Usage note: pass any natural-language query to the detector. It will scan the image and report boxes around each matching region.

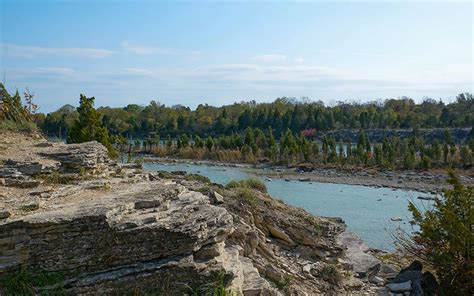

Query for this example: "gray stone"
[142,216,157,224]
[211,191,225,204]
[0,211,11,219]
[337,230,381,278]
[386,280,412,293]
[39,141,111,173]
[369,275,385,285]
[29,188,54,196]
[5,178,41,188]
[134,200,161,209]
[378,263,398,279]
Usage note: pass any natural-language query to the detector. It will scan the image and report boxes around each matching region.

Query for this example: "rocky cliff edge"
[0,131,389,295]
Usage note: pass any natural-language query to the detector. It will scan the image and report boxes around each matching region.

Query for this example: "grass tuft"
[225,178,267,193]
[0,268,66,295]
[0,120,38,133]
[184,173,211,184]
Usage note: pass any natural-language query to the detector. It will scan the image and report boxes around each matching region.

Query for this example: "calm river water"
[143,162,434,251]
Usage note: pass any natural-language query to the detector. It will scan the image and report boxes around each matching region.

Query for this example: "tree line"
[36,93,474,139]
[132,125,473,170]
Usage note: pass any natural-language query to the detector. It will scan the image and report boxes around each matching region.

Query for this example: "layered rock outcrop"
[0,131,393,295]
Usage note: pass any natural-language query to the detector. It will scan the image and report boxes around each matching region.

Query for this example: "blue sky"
[1,0,472,113]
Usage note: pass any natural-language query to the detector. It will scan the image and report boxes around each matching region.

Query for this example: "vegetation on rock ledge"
[399,172,473,295]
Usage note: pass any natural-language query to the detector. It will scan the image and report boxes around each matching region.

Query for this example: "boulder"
[211,191,225,204]
[39,141,111,172]
[337,230,381,279]
[266,223,294,245]
[378,263,398,280]
[369,276,385,285]
[386,280,412,293]
[386,260,433,296]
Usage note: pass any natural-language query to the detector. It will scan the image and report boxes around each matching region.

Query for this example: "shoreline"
[141,155,474,193]
[143,155,409,255]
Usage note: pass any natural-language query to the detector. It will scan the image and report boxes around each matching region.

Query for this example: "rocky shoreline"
[0,132,443,295]
[142,156,474,193]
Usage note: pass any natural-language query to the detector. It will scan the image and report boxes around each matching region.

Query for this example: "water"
[143,162,434,251]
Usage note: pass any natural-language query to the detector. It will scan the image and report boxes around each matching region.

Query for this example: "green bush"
[184,173,211,184]
[319,265,341,285]
[225,178,267,193]
[403,171,473,294]
[268,275,292,293]
[0,120,37,133]
[157,171,173,179]
[236,188,257,205]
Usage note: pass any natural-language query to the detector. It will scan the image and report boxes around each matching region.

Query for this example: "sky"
[0,0,473,113]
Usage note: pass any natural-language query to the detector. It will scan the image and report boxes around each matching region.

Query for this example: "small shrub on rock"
[226,178,267,193]
[184,173,211,184]
[237,188,257,205]
[157,171,173,179]
[319,264,342,285]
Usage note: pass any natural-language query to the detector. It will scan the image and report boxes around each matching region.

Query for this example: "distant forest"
[37,93,473,139]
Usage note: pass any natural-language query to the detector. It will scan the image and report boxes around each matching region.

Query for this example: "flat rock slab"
[0,181,233,277]
[337,230,381,278]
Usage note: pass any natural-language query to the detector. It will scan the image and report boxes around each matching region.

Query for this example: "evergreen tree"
[166,135,172,149]
[68,94,114,154]
[267,126,276,148]
[206,136,213,151]
[404,172,473,294]
[459,146,472,167]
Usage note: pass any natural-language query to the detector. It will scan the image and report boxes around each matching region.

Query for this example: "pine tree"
[404,172,473,294]
[68,94,113,154]
[206,136,213,151]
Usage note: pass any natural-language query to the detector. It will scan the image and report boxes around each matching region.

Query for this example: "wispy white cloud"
[252,54,286,63]
[121,41,178,55]
[1,43,115,58]
[123,68,155,77]
[185,63,349,83]
[35,67,76,75]
[7,67,76,79]
[197,64,261,74]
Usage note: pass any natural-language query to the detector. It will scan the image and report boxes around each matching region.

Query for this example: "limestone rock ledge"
[1,180,245,294]
[0,133,379,295]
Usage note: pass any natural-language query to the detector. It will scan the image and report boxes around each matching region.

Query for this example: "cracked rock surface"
[1,131,391,295]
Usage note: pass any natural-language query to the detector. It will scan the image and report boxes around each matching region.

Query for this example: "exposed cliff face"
[0,131,384,295]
